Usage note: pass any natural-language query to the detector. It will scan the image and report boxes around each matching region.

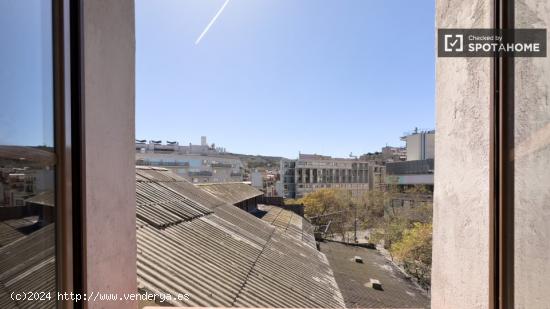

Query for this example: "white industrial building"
[135,137,243,183]
[401,129,435,161]
[386,129,435,187]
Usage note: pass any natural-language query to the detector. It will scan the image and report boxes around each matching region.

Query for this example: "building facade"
[385,159,434,187]
[384,130,435,190]
[135,139,244,183]
[360,146,407,164]
[401,129,435,161]
[278,154,380,199]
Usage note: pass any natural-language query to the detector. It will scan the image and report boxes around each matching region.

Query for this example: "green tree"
[365,185,433,288]
[391,222,433,287]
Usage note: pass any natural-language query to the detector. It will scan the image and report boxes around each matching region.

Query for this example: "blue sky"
[0,1,53,147]
[136,0,435,159]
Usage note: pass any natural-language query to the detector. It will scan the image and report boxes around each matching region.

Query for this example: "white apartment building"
[401,129,435,161]
[135,139,243,183]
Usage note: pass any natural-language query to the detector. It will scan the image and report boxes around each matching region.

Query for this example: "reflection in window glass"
[0,1,56,308]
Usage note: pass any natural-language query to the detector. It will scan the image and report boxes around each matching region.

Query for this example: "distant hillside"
[224,153,284,170]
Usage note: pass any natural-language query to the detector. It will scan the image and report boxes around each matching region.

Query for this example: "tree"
[369,216,409,254]
[361,190,385,227]
[364,185,433,288]
[296,188,351,217]
[391,222,433,288]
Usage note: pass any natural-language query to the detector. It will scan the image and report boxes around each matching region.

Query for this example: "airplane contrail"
[195,0,231,45]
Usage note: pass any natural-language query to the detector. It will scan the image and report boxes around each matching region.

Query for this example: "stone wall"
[432,0,492,308]
[514,1,550,308]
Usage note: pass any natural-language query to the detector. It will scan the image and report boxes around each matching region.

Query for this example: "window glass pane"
[514,3,550,308]
[0,1,56,308]
[136,1,434,308]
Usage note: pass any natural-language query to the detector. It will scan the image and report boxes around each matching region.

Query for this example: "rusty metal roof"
[136,167,345,307]
[195,182,263,205]
[257,205,317,249]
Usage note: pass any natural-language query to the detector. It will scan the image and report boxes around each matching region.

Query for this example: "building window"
[0,1,56,307]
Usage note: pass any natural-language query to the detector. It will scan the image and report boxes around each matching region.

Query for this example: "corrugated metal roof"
[136,167,345,308]
[136,167,213,229]
[0,224,56,309]
[196,182,263,205]
[258,205,317,248]
[0,223,24,248]
[320,241,430,308]
[25,191,55,207]
[137,167,225,210]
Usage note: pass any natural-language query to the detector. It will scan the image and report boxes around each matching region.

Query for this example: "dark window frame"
[490,0,515,308]
[53,0,83,308]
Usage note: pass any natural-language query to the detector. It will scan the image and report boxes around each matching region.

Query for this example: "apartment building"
[250,169,279,196]
[359,145,407,163]
[384,129,435,187]
[278,154,383,199]
[135,136,227,155]
[383,130,435,212]
[401,129,435,161]
[135,139,244,183]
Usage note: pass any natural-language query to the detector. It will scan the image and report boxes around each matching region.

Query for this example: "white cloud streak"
[195,0,231,45]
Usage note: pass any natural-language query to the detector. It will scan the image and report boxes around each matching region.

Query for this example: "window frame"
[52,0,83,308]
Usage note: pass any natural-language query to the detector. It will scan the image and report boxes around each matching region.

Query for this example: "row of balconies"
[136,159,190,167]
[295,176,369,184]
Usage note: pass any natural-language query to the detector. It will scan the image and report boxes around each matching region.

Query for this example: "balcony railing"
[136,160,190,167]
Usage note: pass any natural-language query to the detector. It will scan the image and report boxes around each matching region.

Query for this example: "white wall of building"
[250,171,263,189]
[404,131,435,161]
[425,132,435,160]
[406,134,422,161]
